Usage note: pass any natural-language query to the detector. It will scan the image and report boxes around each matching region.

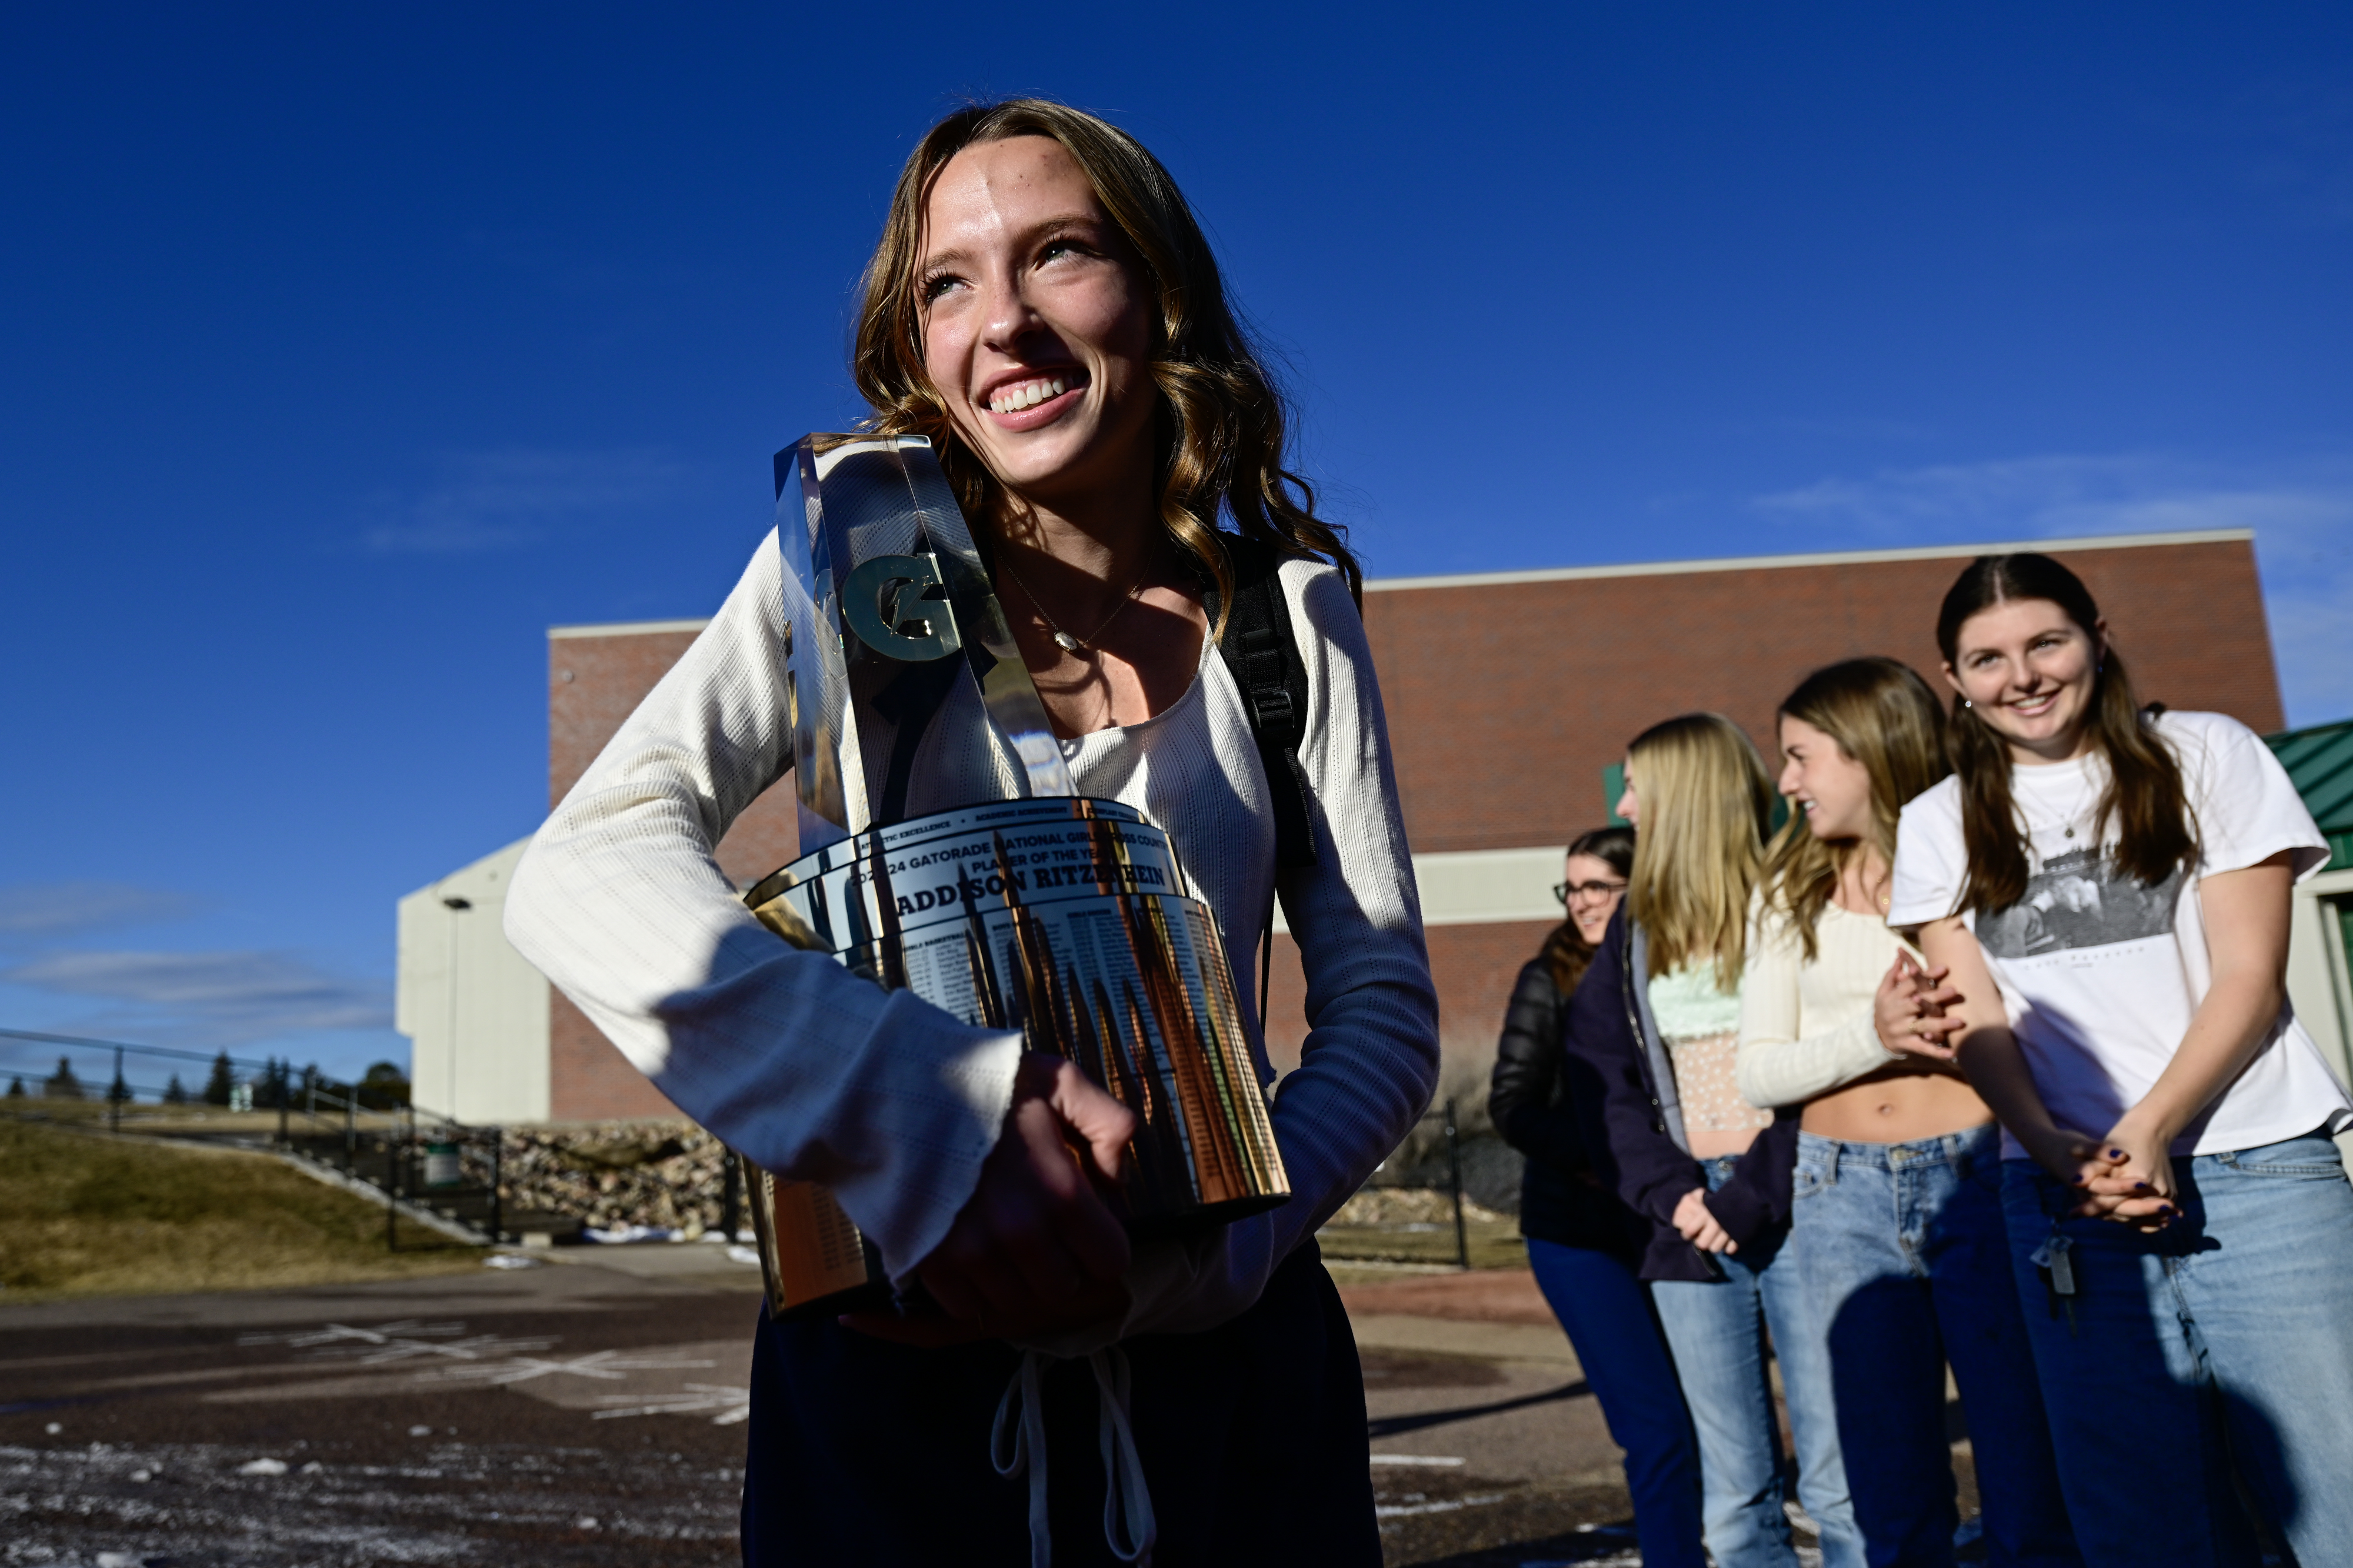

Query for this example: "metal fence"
[4,1025,508,1252]
[1315,1099,1479,1270]
[10,1026,1515,1268]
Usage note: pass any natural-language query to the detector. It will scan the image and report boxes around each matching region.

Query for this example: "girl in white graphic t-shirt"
[1888,552,2353,1568]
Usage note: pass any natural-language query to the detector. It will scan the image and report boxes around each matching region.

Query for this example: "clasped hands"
[2023,1118,2179,1232]
[1874,950,2176,1232]
[1667,950,1974,1258]
[843,1052,1138,1347]
[1872,949,1966,1063]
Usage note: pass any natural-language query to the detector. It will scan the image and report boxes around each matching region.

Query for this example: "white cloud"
[2,950,392,1044]
[0,881,196,939]
[362,448,697,554]
[1754,453,2353,728]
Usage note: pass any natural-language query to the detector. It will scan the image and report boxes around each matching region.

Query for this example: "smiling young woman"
[504,99,1438,1568]
[1889,553,2353,1567]
[1739,658,2077,1567]
[852,101,1359,740]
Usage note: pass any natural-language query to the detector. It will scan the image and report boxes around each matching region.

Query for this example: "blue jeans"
[2001,1132,2353,1568]
[1794,1126,2079,1568]
[1651,1155,1865,1568]
[1527,1238,1707,1568]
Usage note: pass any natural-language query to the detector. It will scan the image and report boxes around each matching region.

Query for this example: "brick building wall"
[544,621,804,1120]
[1275,531,2279,1097]
[541,530,2281,1117]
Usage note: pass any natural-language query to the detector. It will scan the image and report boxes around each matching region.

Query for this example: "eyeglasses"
[1554,880,1629,906]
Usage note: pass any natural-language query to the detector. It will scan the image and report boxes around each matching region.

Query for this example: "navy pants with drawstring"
[739,1242,1380,1566]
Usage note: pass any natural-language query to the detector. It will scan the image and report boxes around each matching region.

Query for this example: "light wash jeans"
[2001,1130,2353,1568]
[1650,1155,1865,1568]
[1527,1238,1706,1568]
[1794,1126,2079,1568]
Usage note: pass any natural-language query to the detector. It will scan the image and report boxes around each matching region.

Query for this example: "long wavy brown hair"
[850,99,1359,622]
[1761,658,1951,960]
[1936,553,2195,915]
[1540,826,1637,995]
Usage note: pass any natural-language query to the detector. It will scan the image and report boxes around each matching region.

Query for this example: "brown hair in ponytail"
[1934,553,2195,915]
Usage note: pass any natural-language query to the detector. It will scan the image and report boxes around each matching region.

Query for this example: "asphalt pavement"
[1,1253,1674,1566]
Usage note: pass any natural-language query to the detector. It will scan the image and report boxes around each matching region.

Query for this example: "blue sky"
[4,4,2348,1086]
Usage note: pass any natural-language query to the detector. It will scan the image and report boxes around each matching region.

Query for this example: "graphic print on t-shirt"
[1975,848,2188,960]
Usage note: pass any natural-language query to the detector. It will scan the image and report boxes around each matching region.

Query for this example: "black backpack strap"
[1204,535,1319,873]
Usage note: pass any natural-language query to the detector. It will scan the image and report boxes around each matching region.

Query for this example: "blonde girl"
[1565,713,1862,1568]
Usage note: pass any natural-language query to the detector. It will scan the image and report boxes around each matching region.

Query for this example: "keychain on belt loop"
[2029,1225,2078,1336]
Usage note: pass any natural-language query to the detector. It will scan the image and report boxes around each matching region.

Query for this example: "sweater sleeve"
[1736,909,1902,1109]
[502,531,1024,1283]
[1098,562,1441,1343]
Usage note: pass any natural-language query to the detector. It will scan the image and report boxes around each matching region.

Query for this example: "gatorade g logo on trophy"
[728,434,1290,1324]
[841,553,961,663]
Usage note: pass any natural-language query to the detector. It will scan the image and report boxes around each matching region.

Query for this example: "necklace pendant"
[1052,630,1085,655]
[2064,826,2076,839]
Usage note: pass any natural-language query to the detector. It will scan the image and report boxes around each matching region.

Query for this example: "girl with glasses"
[1491,825,1706,1568]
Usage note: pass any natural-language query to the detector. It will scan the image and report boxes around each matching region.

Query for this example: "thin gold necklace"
[999,555,1145,655]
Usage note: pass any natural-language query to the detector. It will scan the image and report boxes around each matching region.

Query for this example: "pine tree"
[108,1065,131,1105]
[44,1056,85,1100]
[202,1051,235,1106]
[359,1061,411,1110]
[164,1074,188,1105]
[6,1076,24,1099]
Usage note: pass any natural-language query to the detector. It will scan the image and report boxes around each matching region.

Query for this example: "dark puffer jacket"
[1487,951,1652,1260]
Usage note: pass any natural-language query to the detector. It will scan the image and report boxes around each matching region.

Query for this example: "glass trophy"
[735,435,1290,1322]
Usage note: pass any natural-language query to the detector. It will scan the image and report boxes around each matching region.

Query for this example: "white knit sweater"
[504,531,1440,1339]
[1737,900,1909,1110]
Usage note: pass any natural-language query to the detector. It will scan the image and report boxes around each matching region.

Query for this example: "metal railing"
[1,1026,406,1132]
[3,1026,507,1252]
[1318,1097,1476,1270]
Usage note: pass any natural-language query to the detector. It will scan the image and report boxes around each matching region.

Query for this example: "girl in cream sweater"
[1740,658,2078,1568]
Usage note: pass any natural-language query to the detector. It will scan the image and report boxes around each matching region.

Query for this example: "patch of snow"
[1374,1493,1502,1518]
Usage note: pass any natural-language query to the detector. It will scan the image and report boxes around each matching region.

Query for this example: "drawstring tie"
[991,1346,1156,1568]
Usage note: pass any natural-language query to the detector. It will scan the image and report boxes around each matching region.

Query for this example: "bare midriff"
[1799,1062,1993,1145]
